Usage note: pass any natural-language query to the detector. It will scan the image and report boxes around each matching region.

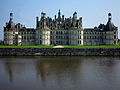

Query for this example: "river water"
[0,56,120,90]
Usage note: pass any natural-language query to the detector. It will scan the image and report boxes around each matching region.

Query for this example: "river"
[0,56,120,90]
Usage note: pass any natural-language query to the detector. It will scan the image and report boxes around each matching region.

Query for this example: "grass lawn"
[0,45,54,48]
[0,45,120,48]
[64,45,120,48]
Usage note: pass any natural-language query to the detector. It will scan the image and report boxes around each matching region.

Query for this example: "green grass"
[0,45,53,48]
[0,45,120,48]
[64,45,120,48]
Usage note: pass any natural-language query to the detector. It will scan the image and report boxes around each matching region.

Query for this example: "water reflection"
[4,61,25,83]
[0,56,120,90]
[5,62,13,83]
[36,59,83,83]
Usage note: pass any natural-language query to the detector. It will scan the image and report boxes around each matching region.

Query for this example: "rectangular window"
[80,40,81,44]
[40,40,41,44]
[114,35,116,39]
[84,36,86,39]
[90,36,91,39]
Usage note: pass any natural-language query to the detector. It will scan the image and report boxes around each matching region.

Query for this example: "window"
[114,35,116,39]
[40,40,41,44]
[40,36,42,39]
[95,36,96,39]
[51,36,52,39]
[78,40,81,44]
[84,36,86,39]
[51,41,52,44]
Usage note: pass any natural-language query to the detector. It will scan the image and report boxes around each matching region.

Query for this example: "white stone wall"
[102,30,118,45]
[36,29,50,45]
[4,31,18,45]
[19,31,35,46]
[4,28,118,46]
[50,30,68,45]
[83,30,102,45]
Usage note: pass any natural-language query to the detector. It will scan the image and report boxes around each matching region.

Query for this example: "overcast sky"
[0,0,120,40]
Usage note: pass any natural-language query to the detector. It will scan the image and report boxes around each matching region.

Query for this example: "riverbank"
[0,48,120,56]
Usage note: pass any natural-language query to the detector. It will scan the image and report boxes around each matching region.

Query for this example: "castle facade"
[4,10,118,45]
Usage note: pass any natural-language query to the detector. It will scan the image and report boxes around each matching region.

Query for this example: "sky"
[0,0,120,40]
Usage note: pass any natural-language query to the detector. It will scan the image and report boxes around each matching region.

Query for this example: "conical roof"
[105,20,114,30]
[104,13,115,31]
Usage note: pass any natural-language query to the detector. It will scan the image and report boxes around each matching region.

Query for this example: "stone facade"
[83,13,118,45]
[4,10,118,46]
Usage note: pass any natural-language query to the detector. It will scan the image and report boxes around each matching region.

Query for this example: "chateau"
[4,10,118,45]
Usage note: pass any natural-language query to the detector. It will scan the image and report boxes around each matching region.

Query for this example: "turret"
[9,13,14,28]
[36,16,39,28]
[73,11,77,20]
[78,17,82,28]
[54,15,56,21]
[72,12,77,28]
[62,15,64,23]
[41,12,46,28]
[10,13,13,22]
[108,13,112,21]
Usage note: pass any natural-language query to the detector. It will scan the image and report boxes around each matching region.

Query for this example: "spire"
[58,9,61,24]
[58,9,61,19]
[58,9,61,15]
